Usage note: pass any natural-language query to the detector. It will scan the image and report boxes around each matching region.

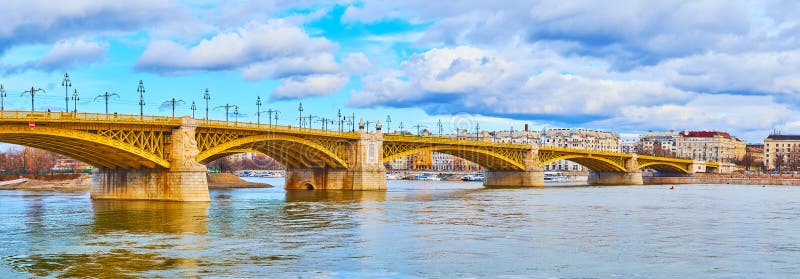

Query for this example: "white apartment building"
[540,128,621,171]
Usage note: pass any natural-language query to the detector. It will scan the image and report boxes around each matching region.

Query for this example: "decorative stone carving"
[376,120,382,131]
[359,118,365,132]
[170,117,206,171]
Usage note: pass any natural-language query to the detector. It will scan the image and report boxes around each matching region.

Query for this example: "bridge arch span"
[382,145,526,171]
[196,134,348,168]
[537,154,628,172]
[0,124,170,169]
[637,161,690,174]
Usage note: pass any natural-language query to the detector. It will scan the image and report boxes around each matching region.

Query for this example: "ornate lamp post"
[190,101,197,118]
[94,92,119,114]
[256,96,262,125]
[298,101,303,127]
[0,84,6,112]
[71,89,79,113]
[61,72,71,112]
[203,88,210,120]
[215,104,236,122]
[21,87,46,112]
[161,98,185,118]
[137,80,145,117]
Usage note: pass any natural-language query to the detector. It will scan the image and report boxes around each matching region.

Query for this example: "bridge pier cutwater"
[587,155,644,185]
[483,145,545,187]
[285,131,387,190]
[91,117,211,202]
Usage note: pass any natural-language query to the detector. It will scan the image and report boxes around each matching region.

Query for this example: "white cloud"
[1,40,107,74]
[136,20,337,74]
[342,52,372,74]
[0,0,206,52]
[272,74,349,100]
[38,40,106,69]
[350,46,692,118]
[629,50,800,96]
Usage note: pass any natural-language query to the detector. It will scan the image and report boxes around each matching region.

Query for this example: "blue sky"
[1,0,799,143]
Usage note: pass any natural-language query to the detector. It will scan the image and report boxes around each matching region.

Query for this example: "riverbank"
[645,173,800,186]
[0,174,91,191]
[207,173,273,189]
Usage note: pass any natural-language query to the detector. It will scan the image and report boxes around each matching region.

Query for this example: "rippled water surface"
[1,178,800,278]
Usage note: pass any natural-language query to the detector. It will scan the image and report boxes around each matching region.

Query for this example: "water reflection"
[284,189,387,202]
[5,200,210,278]
[92,200,209,234]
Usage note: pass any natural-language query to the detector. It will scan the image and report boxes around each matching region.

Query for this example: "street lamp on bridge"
[94,92,119,114]
[161,98,185,118]
[21,87,46,112]
[266,108,279,126]
[71,89,79,113]
[0,84,6,112]
[298,101,303,127]
[386,115,392,133]
[215,103,236,122]
[203,88,211,120]
[137,80,146,117]
[337,109,343,132]
[61,72,71,113]
[190,101,197,118]
[256,96,264,125]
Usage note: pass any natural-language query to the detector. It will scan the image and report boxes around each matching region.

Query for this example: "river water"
[1,178,799,278]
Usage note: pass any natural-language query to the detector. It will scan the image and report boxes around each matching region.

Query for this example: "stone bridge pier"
[284,132,387,191]
[587,155,644,185]
[91,117,210,202]
[483,145,545,187]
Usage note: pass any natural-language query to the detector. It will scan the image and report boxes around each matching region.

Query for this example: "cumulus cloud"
[0,0,205,53]
[136,20,355,99]
[136,20,337,73]
[350,46,692,119]
[629,51,800,96]
[2,40,106,75]
[272,74,349,100]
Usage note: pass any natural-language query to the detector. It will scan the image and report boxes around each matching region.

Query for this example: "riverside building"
[675,131,745,163]
[763,134,800,170]
[540,128,621,171]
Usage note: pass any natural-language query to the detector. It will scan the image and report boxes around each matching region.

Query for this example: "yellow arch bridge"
[0,111,720,201]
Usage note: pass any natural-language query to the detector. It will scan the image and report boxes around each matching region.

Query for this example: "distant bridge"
[0,110,720,201]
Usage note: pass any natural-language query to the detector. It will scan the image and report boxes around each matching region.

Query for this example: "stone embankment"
[207,173,273,189]
[645,173,800,186]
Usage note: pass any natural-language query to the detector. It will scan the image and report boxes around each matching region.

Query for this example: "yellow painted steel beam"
[196,134,348,168]
[637,162,689,174]
[0,124,170,168]
[382,145,526,171]
[537,154,627,172]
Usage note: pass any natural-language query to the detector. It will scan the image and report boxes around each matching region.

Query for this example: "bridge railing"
[383,133,532,149]
[197,119,362,138]
[0,110,180,124]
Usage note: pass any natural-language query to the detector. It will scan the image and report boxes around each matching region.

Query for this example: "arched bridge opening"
[382,145,528,171]
[0,124,170,169]
[196,134,349,169]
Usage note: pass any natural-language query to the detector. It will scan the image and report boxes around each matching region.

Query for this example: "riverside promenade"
[645,173,800,186]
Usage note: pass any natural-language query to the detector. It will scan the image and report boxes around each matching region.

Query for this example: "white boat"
[544,171,567,182]
[461,174,485,182]
[413,174,441,181]
[386,173,403,180]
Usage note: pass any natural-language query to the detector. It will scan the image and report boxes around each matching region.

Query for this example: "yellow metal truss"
[382,140,529,171]
[0,110,721,172]
[195,133,349,168]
